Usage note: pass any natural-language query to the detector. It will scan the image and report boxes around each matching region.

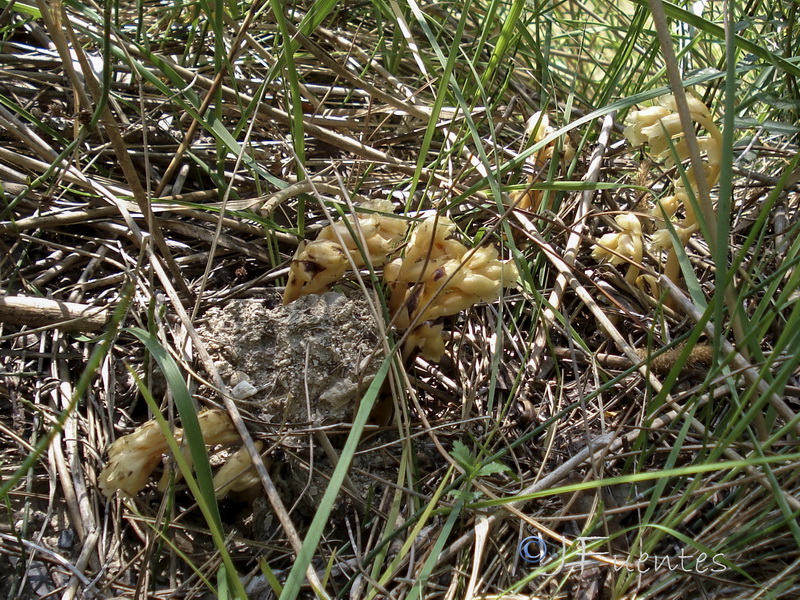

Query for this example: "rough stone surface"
[200,292,382,427]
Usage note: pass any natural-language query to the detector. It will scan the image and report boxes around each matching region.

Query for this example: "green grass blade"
[126,327,248,600]
[279,351,395,600]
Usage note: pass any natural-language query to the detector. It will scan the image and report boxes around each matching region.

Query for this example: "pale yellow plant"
[283,201,408,303]
[282,240,349,304]
[528,111,558,165]
[212,441,265,499]
[99,420,171,497]
[604,93,723,291]
[157,409,241,491]
[402,322,446,362]
[99,409,241,497]
[316,199,409,267]
[385,216,517,327]
[283,209,517,363]
[385,215,517,358]
[591,213,644,283]
[624,93,722,238]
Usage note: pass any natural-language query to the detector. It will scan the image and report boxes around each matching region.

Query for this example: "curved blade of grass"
[470,452,800,508]
[481,0,526,87]
[403,0,510,215]
[406,498,463,600]
[0,0,42,18]
[258,559,284,597]
[403,0,469,203]
[366,465,455,600]
[366,439,410,585]
[127,327,248,600]
[455,67,729,203]
[0,95,70,145]
[644,523,755,580]
[267,0,306,173]
[130,496,216,592]
[62,10,286,190]
[279,351,395,600]
[622,403,708,590]
[262,0,339,235]
[590,4,651,107]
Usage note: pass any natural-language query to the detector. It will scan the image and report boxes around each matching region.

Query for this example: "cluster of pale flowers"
[383,216,518,360]
[99,409,263,498]
[284,202,517,362]
[592,93,722,289]
[282,199,408,304]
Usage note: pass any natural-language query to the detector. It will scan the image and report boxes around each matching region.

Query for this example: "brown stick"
[0,296,109,332]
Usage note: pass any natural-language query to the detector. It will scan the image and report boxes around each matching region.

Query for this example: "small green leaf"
[450,489,482,503]
[477,461,510,477]
[450,440,474,470]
